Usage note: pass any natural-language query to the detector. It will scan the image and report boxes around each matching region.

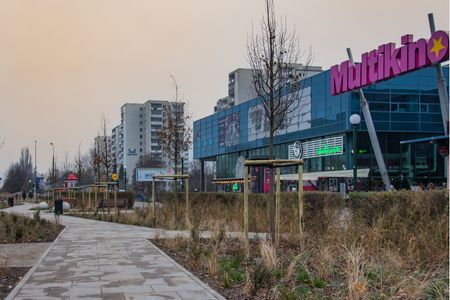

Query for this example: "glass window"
[391,94,419,103]
[428,104,441,113]
[398,103,418,112]
[421,95,439,103]
[420,104,427,112]
[391,103,399,112]
[371,103,390,111]
[365,93,390,102]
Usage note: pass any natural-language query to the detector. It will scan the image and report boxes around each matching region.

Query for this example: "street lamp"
[123,165,127,191]
[349,114,361,191]
[34,140,37,199]
[50,142,55,189]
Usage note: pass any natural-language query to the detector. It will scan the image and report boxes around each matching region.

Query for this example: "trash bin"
[55,199,63,215]
[7,197,14,207]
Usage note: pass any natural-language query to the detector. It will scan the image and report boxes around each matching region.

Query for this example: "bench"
[97,198,129,210]
[61,197,78,208]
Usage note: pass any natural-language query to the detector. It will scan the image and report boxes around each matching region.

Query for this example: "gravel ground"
[0,267,30,299]
[0,243,51,268]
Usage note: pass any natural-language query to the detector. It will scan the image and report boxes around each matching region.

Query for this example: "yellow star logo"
[430,36,446,58]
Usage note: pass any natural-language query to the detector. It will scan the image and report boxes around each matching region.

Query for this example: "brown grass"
[0,212,64,243]
[150,190,448,299]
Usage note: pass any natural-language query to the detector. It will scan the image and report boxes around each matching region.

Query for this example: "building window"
[140,148,143,153]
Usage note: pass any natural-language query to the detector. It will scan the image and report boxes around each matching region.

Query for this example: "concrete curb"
[5,226,67,300]
[145,239,226,300]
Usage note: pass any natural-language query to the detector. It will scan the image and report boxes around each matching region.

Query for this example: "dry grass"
[0,259,8,277]
[150,190,448,299]
[0,212,64,243]
[259,240,278,270]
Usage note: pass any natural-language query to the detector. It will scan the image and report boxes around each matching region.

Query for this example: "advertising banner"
[135,168,174,182]
[218,113,240,147]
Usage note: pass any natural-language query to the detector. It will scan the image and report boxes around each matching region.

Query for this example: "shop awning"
[280,168,370,181]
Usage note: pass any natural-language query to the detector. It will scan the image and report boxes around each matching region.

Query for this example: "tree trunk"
[174,152,179,221]
[269,124,276,243]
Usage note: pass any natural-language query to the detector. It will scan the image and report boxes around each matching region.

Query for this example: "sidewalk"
[3,204,225,300]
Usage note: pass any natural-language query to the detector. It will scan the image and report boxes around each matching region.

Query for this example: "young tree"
[157,75,192,217]
[247,0,311,243]
[101,117,112,181]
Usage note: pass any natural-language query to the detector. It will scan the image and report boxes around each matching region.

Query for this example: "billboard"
[248,87,311,142]
[218,113,240,147]
[135,168,174,182]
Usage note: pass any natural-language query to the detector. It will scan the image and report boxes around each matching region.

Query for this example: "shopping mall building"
[193,33,449,192]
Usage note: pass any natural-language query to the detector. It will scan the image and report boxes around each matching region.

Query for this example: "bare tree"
[90,138,102,182]
[247,0,311,242]
[2,147,33,193]
[157,75,192,217]
[101,117,112,181]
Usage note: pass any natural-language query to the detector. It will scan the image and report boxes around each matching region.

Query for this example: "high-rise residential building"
[112,100,187,181]
[215,65,323,112]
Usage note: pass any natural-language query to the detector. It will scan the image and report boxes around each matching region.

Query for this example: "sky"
[0,0,448,181]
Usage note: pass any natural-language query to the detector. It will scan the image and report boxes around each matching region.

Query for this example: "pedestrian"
[28,191,34,199]
[22,191,26,200]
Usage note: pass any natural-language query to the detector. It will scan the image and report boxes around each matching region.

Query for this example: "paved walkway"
[3,204,225,300]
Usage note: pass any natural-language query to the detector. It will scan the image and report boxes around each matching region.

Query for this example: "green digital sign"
[232,183,239,191]
[357,149,368,154]
[315,144,342,156]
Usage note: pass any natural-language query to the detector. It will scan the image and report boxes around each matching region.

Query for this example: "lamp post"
[34,140,37,199]
[50,142,55,189]
[349,114,361,191]
[123,165,127,191]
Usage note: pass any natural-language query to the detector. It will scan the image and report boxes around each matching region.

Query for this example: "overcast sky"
[0,0,448,179]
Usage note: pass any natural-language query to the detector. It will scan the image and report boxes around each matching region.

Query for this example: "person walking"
[22,191,26,200]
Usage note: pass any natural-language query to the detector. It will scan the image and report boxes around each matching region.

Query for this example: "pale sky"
[0,0,448,180]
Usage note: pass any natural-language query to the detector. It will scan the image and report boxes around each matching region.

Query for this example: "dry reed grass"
[77,190,448,299]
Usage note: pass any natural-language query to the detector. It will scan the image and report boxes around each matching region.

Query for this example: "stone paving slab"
[3,204,225,300]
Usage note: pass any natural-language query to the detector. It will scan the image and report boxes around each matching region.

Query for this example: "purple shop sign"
[331,31,449,95]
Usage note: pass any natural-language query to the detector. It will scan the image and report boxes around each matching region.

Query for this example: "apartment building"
[111,100,189,181]
[215,65,323,112]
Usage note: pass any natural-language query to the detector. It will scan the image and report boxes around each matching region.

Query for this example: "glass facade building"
[193,66,448,190]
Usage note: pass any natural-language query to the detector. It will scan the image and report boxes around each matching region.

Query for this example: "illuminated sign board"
[292,136,344,159]
[331,31,449,95]
[316,144,342,156]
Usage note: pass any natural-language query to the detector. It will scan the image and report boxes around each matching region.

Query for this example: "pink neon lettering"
[348,63,361,90]
[330,61,348,96]
[408,38,429,70]
[384,43,401,77]
[330,31,449,95]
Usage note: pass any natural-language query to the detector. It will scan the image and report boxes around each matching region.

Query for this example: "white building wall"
[122,103,144,181]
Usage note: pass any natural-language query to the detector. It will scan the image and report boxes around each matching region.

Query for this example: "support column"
[428,13,449,136]
[347,48,391,190]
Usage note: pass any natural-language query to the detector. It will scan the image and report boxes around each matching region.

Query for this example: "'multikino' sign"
[331,31,449,95]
